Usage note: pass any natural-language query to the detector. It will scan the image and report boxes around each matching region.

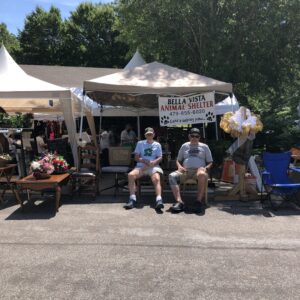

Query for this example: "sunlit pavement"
[0,184,300,299]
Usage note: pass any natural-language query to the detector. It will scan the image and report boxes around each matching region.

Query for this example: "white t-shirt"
[36,136,47,154]
[120,129,136,144]
[100,131,110,149]
[134,140,162,168]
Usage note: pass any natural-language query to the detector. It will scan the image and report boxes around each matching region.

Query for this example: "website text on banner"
[159,92,215,127]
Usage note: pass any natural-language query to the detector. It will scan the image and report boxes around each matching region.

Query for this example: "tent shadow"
[215,200,300,217]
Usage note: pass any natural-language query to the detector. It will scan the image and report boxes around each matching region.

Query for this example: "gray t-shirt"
[177,142,213,169]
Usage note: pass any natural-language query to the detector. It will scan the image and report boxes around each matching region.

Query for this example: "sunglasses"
[190,134,200,138]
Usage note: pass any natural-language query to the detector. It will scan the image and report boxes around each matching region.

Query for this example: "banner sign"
[159,92,215,126]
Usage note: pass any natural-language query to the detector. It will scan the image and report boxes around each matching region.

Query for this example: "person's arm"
[148,143,162,167]
[204,162,213,172]
[134,142,145,164]
[203,145,213,172]
[176,159,186,172]
[149,156,162,167]
[135,153,143,163]
[176,145,186,172]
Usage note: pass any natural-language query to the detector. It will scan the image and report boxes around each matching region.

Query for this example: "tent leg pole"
[215,117,219,141]
[137,115,141,140]
[79,92,85,139]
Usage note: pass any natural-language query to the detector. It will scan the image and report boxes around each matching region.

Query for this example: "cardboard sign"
[159,92,215,126]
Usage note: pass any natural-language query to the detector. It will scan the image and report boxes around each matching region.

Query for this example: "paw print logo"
[206,111,215,121]
[161,116,170,125]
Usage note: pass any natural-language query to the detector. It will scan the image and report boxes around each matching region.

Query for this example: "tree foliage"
[117,0,300,146]
[17,6,64,65]
[61,3,128,67]
[0,23,20,56]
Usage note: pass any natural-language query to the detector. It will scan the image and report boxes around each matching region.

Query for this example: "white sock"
[156,196,162,202]
[130,195,136,201]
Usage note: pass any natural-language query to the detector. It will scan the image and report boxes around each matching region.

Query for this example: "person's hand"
[178,166,186,173]
[199,166,207,172]
[141,158,150,166]
[149,160,156,167]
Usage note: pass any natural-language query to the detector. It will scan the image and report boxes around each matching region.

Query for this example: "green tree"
[17,6,64,65]
[117,0,300,147]
[0,23,20,55]
[61,3,128,67]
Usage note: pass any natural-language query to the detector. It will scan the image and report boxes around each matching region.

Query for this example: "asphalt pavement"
[0,193,300,300]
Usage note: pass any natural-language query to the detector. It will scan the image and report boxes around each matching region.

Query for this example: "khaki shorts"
[136,166,163,177]
[169,168,199,186]
[178,169,198,184]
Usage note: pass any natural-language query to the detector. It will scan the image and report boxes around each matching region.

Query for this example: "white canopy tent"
[215,94,239,115]
[90,94,239,117]
[0,45,78,166]
[124,50,146,70]
[84,61,233,109]
[84,61,233,139]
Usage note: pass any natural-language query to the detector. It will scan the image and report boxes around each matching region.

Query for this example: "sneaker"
[194,201,204,214]
[171,202,185,213]
[155,199,164,210]
[123,199,136,209]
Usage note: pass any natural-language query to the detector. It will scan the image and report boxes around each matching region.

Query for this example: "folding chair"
[180,172,209,206]
[71,145,100,198]
[136,172,164,201]
[262,151,300,209]
[100,147,132,195]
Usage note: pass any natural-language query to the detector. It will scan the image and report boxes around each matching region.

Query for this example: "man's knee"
[169,171,179,186]
[151,173,161,185]
[197,172,207,184]
[128,171,137,181]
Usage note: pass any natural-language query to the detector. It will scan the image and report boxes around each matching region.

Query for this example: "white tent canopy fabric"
[0,45,78,167]
[215,94,239,115]
[124,50,146,70]
[72,87,238,117]
[84,61,233,108]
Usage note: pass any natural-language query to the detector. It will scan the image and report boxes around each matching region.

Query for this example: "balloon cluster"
[220,107,263,138]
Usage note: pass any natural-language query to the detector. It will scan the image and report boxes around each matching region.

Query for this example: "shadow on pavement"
[215,199,300,217]
[5,195,56,220]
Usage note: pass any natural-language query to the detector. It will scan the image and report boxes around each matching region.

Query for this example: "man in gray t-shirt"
[169,128,213,214]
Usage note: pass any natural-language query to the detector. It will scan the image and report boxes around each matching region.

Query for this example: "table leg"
[55,186,61,212]
[14,189,23,210]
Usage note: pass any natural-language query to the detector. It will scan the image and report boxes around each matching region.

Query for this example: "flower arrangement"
[220,107,263,138]
[30,155,55,176]
[30,153,69,178]
[51,155,69,174]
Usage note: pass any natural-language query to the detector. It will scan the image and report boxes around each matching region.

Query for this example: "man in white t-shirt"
[169,128,213,214]
[120,124,136,146]
[124,127,164,210]
[36,132,47,154]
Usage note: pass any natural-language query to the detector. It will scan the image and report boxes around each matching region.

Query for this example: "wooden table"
[0,164,17,204]
[15,173,70,212]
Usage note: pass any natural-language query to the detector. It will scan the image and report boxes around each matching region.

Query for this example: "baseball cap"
[189,128,200,135]
[144,127,155,135]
